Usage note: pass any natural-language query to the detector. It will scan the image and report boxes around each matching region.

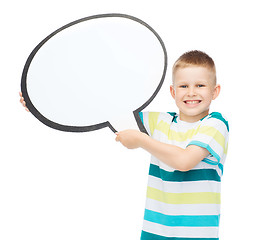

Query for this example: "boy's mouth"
[183,100,202,104]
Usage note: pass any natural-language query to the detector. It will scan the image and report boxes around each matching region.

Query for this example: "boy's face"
[170,66,220,122]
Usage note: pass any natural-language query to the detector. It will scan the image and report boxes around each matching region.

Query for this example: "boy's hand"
[19,92,29,112]
[115,130,145,149]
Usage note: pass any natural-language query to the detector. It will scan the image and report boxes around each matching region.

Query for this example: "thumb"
[115,132,120,142]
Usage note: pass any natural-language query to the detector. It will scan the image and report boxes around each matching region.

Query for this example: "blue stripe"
[139,112,144,125]
[202,158,224,175]
[141,231,219,240]
[149,164,221,182]
[218,163,223,174]
[144,209,220,227]
[202,157,218,166]
[187,141,221,163]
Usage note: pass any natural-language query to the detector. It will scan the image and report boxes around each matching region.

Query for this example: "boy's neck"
[179,110,209,123]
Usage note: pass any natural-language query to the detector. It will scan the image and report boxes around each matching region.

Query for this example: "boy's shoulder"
[201,112,229,132]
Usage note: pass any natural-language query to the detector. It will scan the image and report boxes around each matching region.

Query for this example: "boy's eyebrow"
[175,82,188,87]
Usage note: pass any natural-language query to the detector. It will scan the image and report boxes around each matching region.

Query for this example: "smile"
[184,100,202,104]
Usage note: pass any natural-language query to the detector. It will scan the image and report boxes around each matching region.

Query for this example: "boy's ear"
[170,85,176,99]
[213,84,221,100]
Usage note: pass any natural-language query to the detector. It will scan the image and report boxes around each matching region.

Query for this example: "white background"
[1,0,268,239]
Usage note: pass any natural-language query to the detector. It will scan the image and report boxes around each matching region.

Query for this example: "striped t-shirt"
[139,111,229,240]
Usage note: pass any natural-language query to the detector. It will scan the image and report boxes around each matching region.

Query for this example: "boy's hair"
[172,50,217,84]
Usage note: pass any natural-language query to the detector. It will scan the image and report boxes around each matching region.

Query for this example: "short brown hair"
[172,50,216,84]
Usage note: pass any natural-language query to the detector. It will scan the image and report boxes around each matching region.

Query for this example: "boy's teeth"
[186,100,199,104]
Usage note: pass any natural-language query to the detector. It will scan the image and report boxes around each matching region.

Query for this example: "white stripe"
[147,175,221,194]
[160,112,174,123]
[145,198,221,215]
[143,112,151,136]
[142,220,219,238]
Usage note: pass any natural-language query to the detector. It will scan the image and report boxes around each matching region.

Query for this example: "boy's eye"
[179,85,187,88]
[197,84,205,87]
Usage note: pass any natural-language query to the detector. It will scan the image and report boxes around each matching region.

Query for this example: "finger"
[115,135,120,142]
[19,92,22,97]
[20,97,24,104]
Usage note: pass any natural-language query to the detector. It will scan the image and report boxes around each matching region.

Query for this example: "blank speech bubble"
[21,13,167,133]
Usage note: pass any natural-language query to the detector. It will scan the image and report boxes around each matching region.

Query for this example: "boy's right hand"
[19,92,29,112]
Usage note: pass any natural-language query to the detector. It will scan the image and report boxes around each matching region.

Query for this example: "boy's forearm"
[138,133,188,171]
[116,130,205,171]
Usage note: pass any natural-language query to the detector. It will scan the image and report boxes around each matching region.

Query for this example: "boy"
[116,50,229,239]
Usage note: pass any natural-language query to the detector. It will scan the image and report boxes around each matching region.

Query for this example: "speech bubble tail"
[108,123,117,133]
[109,112,140,133]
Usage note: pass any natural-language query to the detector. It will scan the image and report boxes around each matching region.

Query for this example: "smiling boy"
[116,50,229,239]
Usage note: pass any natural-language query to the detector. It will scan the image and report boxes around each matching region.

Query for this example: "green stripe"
[147,187,221,204]
[141,231,219,240]
[149,164,221,182]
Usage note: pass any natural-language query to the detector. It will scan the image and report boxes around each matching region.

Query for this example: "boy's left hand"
[115,129,144,149]
[19,92,29,112]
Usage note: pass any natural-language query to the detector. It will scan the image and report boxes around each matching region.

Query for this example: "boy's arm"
[115,130,209,172]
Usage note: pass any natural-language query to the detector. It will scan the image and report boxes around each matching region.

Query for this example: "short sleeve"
[187,112,229,165]
[139,112,161,136]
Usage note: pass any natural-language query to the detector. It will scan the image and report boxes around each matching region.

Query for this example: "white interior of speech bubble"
[23,15,166,132]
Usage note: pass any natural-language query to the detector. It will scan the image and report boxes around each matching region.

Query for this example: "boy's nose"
[187,87,196,96]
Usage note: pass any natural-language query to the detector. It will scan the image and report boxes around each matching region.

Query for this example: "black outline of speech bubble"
[21,13,167,133]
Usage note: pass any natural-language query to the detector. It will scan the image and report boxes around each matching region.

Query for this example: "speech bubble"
[21,13,167,133]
